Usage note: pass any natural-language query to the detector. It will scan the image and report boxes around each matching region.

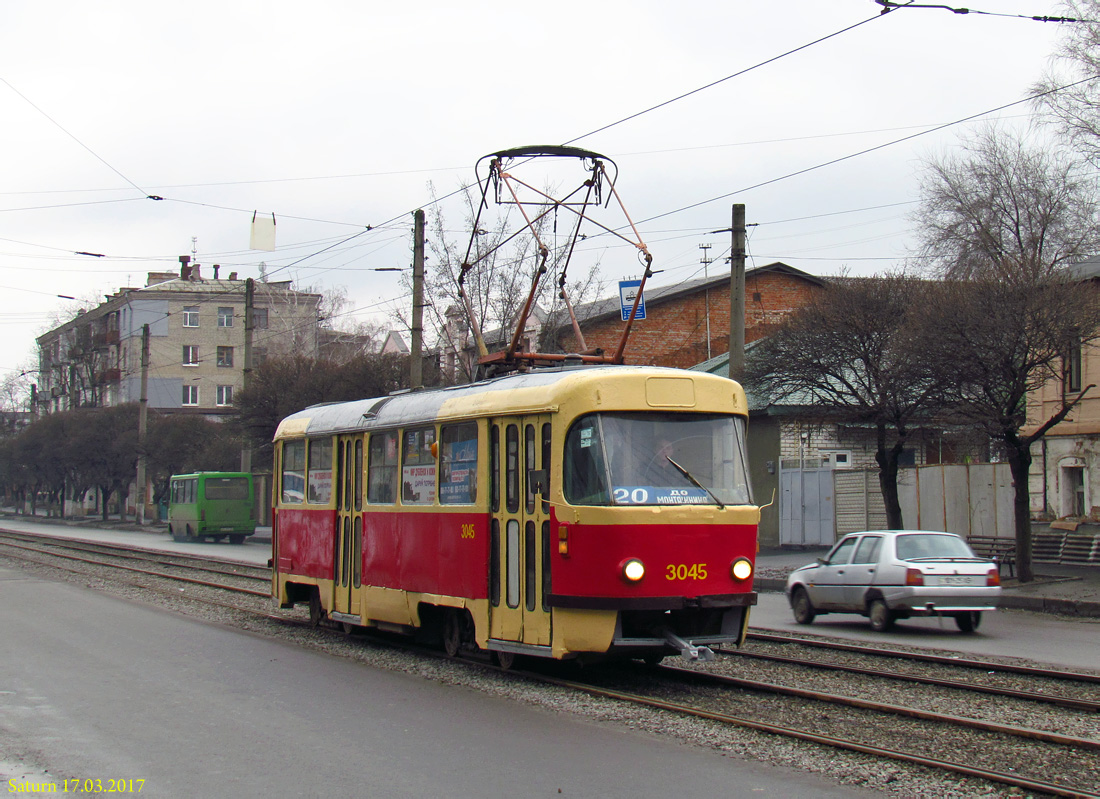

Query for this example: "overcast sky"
[0,1,1078,381]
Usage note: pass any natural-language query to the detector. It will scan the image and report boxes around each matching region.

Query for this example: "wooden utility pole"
[241,278,254,473]
[411,209,425,389]
[728,204,747,382]
[135,323,150,525]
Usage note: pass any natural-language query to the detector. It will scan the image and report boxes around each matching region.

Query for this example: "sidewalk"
[754,547,1100,618]
[0,510,272,543]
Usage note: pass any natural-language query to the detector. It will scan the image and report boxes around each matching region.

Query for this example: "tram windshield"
[563,412,752,507]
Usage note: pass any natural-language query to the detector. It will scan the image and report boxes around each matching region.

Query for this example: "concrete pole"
[135,323,150,525]
[728,204,746,382]
[241,278,254,473]
[411,209,425,389]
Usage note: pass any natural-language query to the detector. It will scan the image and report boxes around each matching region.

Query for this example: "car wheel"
[791,587,816,625]
[954,611,981,633]
[868,599,895,632]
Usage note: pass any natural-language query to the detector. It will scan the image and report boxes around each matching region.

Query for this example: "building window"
[1065,341,1083,394]
[216,385,233,406]
[183,306,199,327]
[216,346,234,367]
[253,308,269,329]
[183,345,199,366]
[253,347,268,366]
[218,307,234,327]
[182,385,199,406]
[821,450,853,469]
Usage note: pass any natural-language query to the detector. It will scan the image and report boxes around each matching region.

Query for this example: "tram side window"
[307,439,333,504]
[367,432,398,504]
[490,425,500,513]
[440,422,478,505]
[281,441,306,504]
[401,426,437,505]
[524,425,536,514]
[563,418,610,505]
[506,424,519,513]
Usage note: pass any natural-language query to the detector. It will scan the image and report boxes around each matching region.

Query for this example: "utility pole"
[411,209,425,389]
[699,243,713,361]
[241,278,254,473]
[135,323,150,525]
[728,204,747,382]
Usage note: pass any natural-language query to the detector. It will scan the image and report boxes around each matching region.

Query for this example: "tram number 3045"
[666,563,708,581]
[460,524,476,539]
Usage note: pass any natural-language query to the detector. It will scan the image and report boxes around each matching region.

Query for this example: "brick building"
[549,262,826,368]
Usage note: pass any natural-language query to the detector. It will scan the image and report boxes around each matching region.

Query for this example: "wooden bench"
[965,535,1016,578]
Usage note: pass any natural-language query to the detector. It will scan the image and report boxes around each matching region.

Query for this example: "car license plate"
[940,575,973,586]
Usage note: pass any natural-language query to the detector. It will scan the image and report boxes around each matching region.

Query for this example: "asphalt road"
[750,590,1100,672]
[4,518,1098,671]
[0,564,870,799]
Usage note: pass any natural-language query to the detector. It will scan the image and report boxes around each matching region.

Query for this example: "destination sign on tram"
[612,486,709,505]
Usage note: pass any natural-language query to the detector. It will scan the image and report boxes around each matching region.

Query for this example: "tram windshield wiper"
[666,457,724,509]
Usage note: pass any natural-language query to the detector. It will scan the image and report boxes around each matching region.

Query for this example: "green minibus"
[168,472,257,544]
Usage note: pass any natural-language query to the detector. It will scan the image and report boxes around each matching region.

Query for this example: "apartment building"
[35,263,322,417]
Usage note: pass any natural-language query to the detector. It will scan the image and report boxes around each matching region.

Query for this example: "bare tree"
[401,183,604,384]
[912,125,1100,581]
[230,351,411,463]
[745,274,947,528]
[916,276,1100,582]
[1032,1,1100,164]
[913,125,1100,280]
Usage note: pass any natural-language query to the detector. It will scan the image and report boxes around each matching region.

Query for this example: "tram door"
[489,416,552,648]
[333,435,364,618]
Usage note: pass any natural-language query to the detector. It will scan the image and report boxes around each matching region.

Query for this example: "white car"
[785,530,1001,633]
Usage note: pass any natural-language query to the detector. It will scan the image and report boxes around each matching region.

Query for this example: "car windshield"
[562,411,752,506]
[895,533,975,560]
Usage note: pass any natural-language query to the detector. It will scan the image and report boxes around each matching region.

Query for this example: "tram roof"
[273,365,742,440]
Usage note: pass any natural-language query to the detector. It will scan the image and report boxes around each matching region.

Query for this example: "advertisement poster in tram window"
[402,464,436,503]
[402,427,437,504]
[440,437,477,504]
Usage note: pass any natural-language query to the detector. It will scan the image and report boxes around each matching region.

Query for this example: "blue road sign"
[619,280,646,321]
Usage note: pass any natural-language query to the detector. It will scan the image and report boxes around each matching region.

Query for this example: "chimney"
[179,255,191,280]
[192,263,201,281]
[213,264,220,279]
[228,272,238,281]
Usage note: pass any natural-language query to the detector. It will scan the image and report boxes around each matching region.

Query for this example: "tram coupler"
[664,632,715,662]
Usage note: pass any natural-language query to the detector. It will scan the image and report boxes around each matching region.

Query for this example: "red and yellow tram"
[271,365,759,664]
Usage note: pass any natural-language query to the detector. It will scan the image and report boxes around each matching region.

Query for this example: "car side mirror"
[816,557,828,566]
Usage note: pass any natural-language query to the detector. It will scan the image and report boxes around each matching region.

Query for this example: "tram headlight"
[620,558,645,583]
[730,557,753,581]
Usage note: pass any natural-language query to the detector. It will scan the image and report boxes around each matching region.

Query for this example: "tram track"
[720,638,1100,713]
[745,629,1100,684]
[0,529,270,585]
[0,532,271,601]
[522,663,1099,799]
[4,530,1100,797]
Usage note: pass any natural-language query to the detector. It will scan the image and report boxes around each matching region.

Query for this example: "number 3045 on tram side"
[271,365,759,665]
